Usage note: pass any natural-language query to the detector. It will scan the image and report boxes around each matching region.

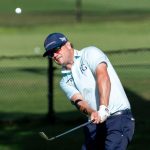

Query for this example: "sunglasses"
[48,46,61,58]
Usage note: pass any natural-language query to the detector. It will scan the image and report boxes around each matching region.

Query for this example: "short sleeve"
[60,77,79,100]
[82,46,108,74]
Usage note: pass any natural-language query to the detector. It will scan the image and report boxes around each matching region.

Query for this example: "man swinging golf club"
[43,32,135,150]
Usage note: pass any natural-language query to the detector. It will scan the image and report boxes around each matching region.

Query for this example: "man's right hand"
[90,111,101,124]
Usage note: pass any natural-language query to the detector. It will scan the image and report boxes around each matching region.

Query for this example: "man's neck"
[64,60,74,70]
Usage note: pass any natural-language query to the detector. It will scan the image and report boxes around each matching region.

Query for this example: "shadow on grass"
[0,87,150,150]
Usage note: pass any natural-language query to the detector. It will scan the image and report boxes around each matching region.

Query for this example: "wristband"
[71,99,83,110]
[98,105,110,123]
[74,99,82,105]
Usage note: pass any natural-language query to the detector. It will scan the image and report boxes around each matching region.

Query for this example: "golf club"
[39,120,94,141]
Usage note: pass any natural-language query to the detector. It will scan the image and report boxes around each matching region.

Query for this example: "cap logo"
[46,41,56,49]
[59,37,66,42]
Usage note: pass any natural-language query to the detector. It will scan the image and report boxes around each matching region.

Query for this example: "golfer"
[43,32,135,150]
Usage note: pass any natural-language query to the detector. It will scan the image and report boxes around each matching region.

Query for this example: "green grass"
[1,0,150,13]
[0,0,150,149]
[0,0,150,27]
[1,53,148,150]
[0,67,47,114]
[0,51,149,114]
[0,20,150,57]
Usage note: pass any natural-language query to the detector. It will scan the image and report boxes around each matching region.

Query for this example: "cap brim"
[43,51,49,57]
[43,41,67,57]
[43,46,56,57]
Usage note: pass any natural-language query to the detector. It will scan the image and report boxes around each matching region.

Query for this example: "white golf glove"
[98,105,110,123]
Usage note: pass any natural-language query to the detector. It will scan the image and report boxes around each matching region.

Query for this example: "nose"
[53,52,58,57]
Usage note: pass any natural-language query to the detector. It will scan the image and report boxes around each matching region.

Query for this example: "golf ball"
[15,8,22,14]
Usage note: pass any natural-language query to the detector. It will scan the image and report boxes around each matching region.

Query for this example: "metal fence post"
[47,58,55,122]
[76,0,82,22]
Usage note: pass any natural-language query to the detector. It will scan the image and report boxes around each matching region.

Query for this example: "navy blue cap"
[43,33,68,57]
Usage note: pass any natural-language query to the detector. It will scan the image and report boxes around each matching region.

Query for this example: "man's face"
[51,42,73,66]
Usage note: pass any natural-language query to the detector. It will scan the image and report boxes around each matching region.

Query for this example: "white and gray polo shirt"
[60,46,130,114]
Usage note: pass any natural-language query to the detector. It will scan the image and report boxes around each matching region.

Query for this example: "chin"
[55,60,62,65]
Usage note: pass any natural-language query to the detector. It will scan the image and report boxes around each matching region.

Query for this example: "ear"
[66,42,72,49]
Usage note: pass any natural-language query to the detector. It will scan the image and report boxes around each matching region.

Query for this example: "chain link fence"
[0,48,150,122]
[0,56,48,122]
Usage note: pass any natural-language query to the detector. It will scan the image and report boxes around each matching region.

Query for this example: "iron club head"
[39,132,55,141]
[39,132,49,140]
[39,120,94,141]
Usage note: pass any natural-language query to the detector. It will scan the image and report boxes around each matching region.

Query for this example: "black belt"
[110,109,131,116]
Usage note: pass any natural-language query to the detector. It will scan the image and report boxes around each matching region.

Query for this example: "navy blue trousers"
[81,110,135,150]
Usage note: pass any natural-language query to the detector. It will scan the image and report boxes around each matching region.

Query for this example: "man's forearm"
[72,99,95,116]
[96,63,111,106]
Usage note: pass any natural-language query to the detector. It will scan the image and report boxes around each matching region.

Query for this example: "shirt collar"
[74,49,81,60]
[61,49,81,75]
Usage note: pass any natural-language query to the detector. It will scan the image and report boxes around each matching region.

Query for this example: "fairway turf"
[0,28,150,150]
[0,20,150,56]
[0,0,150,150]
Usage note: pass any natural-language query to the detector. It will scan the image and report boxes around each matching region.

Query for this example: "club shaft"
[49,120,93,140]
